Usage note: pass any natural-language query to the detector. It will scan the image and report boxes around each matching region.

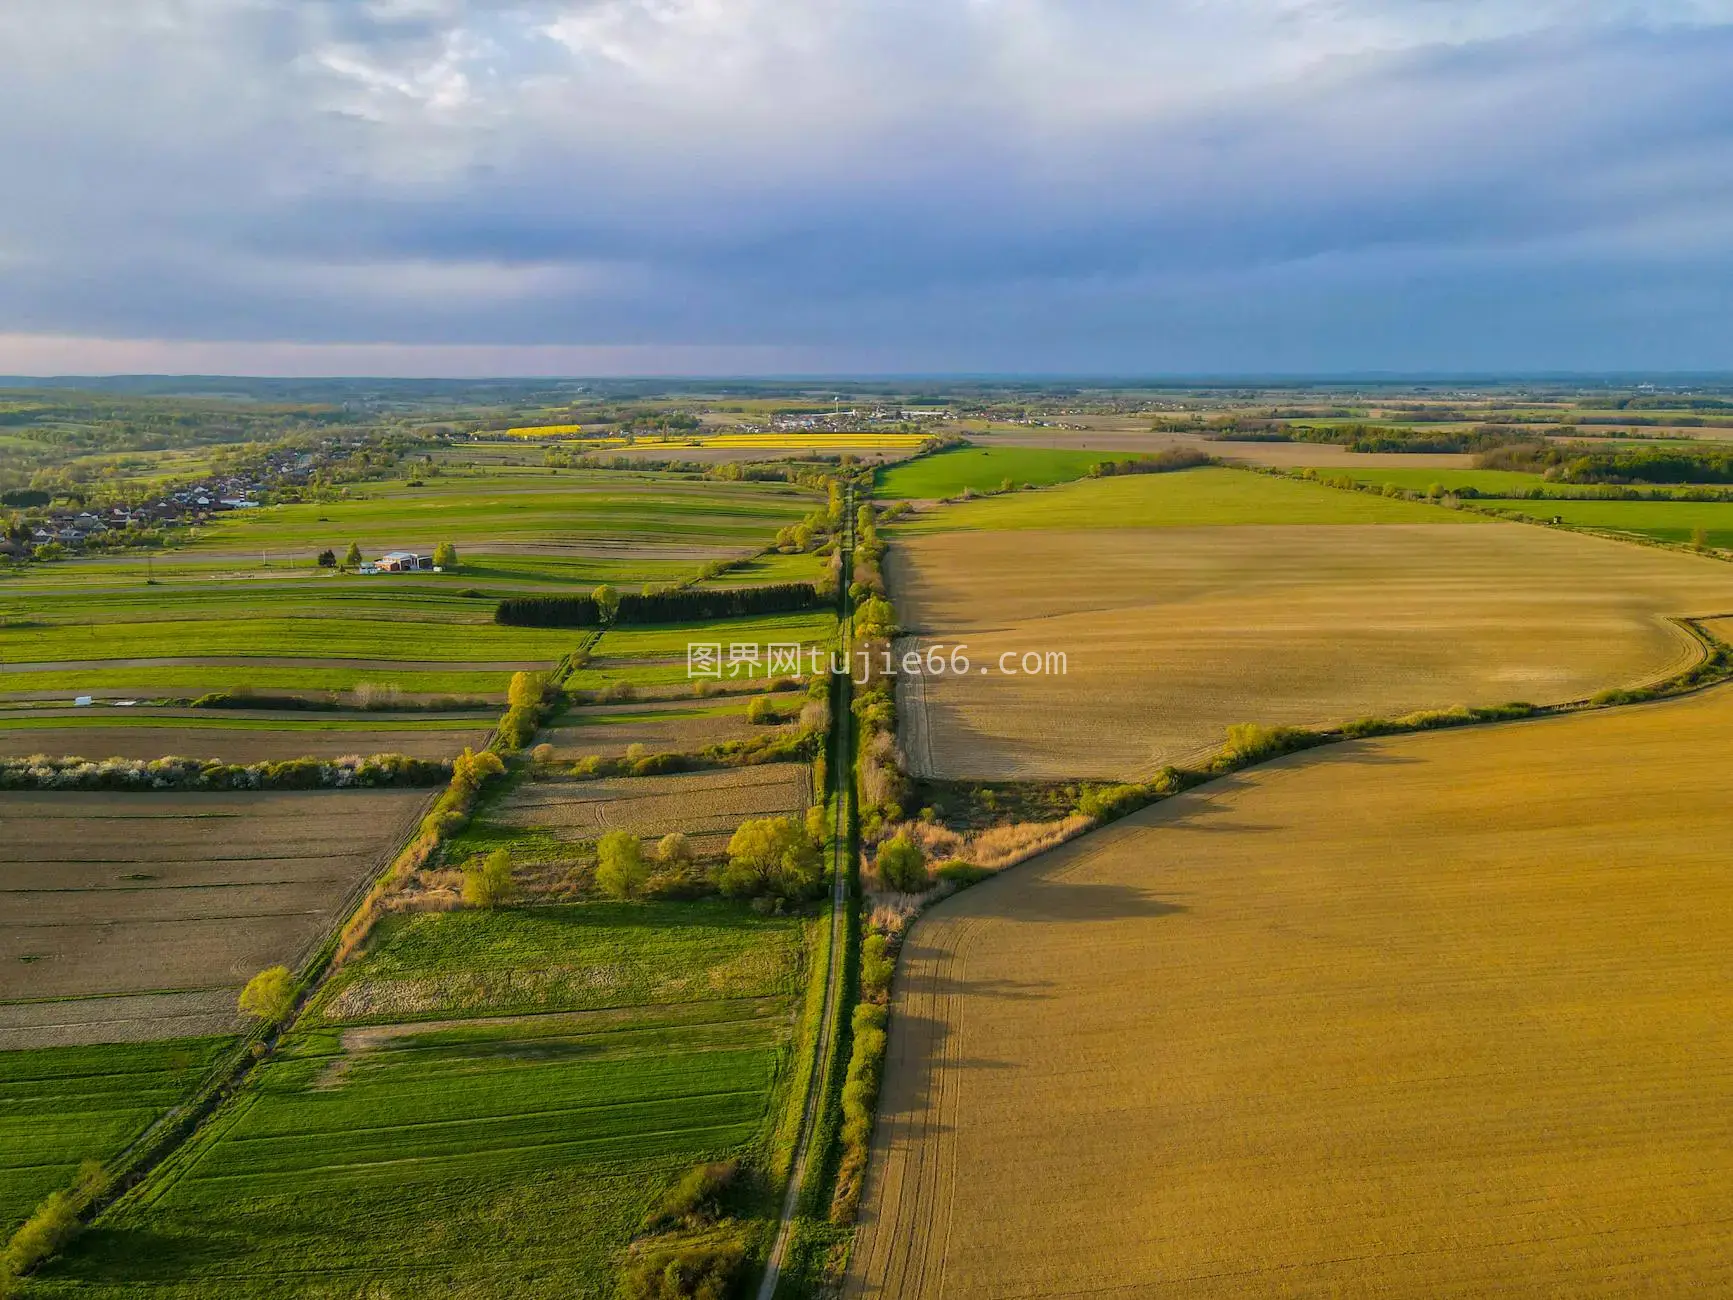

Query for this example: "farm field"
[0,1037,233,1232]
[0,708,492,761]
[568,609,839,693]
[1486,496,1733,548]
[893,464,1477,533]
[0,789,427,1048]
[979,426,1478,470]
[32,902,809,1298]
[495,763,812,857]
[172,471,819,562]
[542,694,801,761]
[0,470,827,709]
[849,686,1733,1299]
[874,446,1115,498]
[890,479,1733,778]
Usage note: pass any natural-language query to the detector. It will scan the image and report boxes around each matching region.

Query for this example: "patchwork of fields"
[891,470,1733,778]
[850,686,1733,1298]
[29,903,809,1297]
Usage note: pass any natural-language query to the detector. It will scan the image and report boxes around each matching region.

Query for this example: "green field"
[172,472,818,559]
[896,466,1479,533]
[1486,498,1733,548]
[1,472,828,707]
[1329,467,1548,495]
[33,903,807,1297]
[0,1038,232,1231]
[874,446,1113,498]
[568,610,840,693]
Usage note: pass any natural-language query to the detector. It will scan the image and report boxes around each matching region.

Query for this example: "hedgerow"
[495,583,821,628]
[0,752,449,792]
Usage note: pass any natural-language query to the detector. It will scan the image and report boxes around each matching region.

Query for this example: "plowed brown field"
[0,790,426,1047]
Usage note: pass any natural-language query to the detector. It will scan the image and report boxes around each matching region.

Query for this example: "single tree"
[316,548,336,568]
[596,830,650,899]
[507,670,548,711]
[656,832,693,868]
[433,540,458,569]
[592,583,621,623]
[875,832,929,892]
[343,541,363,568]
[238,965,295,1022]
[1692,526,1711,552]
[720,816,822,900]
[462,848,514,908]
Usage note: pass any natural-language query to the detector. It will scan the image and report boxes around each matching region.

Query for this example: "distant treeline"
[1188,420,1523,455]
[1480,442,1733,485]
[495,583,822,628]
[1087,447,1212,476]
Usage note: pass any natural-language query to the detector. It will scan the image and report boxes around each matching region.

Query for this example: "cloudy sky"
[2,0,1732,375]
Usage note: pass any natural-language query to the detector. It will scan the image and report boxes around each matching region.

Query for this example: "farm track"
[757,489,855,1300]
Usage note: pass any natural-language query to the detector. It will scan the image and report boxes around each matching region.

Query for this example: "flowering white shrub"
[0,752,450,791]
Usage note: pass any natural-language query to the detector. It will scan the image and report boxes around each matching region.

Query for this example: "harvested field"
[892,520,1733,779]
[495,764,811,855]
[0,789,427,1047]
[541,695,800,760]
[850,686,1733,1299]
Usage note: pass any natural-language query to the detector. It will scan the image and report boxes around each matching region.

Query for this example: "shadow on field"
[955,875,1190,924]
[875,1011,1011,1125]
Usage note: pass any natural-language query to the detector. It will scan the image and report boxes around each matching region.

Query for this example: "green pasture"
[1325,467,1547,495]
[0,1038,232,1232]
[1482,498,1733,548]
[173,472,818,559]
[699,549,827,587]
[897,466,1479,532]
[874,446,1114,498]
[34,903,807,1297]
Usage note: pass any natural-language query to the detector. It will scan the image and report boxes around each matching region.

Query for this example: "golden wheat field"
[848,686,1733,1298]
[892,520,1733,779]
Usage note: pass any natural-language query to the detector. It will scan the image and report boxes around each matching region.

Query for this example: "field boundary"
[757,486,857,1300]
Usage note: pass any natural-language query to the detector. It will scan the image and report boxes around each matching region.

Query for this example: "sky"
[2,0,1733,376]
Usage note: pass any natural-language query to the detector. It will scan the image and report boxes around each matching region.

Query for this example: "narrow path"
[758,487,856,1300]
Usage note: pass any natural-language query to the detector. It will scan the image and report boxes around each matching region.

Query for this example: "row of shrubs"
[618,1161,748,1299]
[593,810,830,905]
[2,1160,104,1295]
[494,582,821,628]
[0,752,451,792]
[334,745,508,962]
[830,937,893,1221]
[1085,446,1213,476]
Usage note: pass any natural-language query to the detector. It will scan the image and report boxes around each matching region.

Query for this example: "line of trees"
[494,582,821,628]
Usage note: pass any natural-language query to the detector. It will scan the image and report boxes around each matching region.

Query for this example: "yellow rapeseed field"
[849,686,1733,1298]
[893,520,1733,779]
